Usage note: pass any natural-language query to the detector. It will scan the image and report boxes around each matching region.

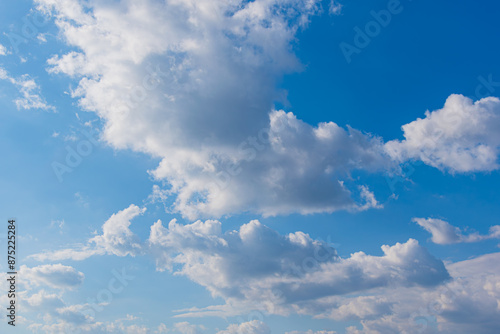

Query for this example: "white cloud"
[286,331,337,334]
[41,0,500,221]
[47,51,87,77]
[21,218,500,333]
[26,315,194,334]
[20,290,92,328]
[147,184,169,204]
[30,204,145,261]
[314,296,393,321]
[37,0,396,220]
[27,319,156,334]
[20,264,84,290]
[328,1,343,15]
[435,253,500,333]
[356,185,383,211]
[414,217,500,245]
[217,320,270,334]
[386,94,500,173]
[19,288,157,333]
[50,219,65,231]
[0,67,56,111]
[171,322,206,334]
[343,252,500,334]
[149,219,449,317]
[90,204,145,256]
[29,245,99,262]
[0,44,7,55]
[152,111,391,219]
[37,33,48,43]
[23,2,500,330]
[24,290,65,309]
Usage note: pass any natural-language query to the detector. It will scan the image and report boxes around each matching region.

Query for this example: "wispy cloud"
[30,204,145,261]
[0,67,56,111]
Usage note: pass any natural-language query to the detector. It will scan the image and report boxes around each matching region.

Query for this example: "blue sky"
[1,0,500,333]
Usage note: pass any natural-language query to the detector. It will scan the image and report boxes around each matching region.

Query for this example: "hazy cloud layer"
[20,264,84,290]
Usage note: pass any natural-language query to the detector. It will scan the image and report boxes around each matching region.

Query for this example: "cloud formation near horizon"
[21,203,500,333]
[149,218,450,317]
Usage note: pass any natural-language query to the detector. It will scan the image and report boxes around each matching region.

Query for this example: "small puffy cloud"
[37,33,48,43]
[356,185,383,211]
[414,217,500,245]
[50,219,65,230]
[149,219,449,316]
[328,1,343,15]
[90,204,145,256]
[47,51,87,77]
[386,94,500,173]
[217,320,270,334]
[147,184,169,204]
[20,264,84,289]
[30,204,145,261]
[413,218,461,244]
[0,44,7,55]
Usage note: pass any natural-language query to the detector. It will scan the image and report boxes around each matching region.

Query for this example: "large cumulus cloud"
[37,0,500,220]
[38,0,394,219]
[148,218,450,316]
